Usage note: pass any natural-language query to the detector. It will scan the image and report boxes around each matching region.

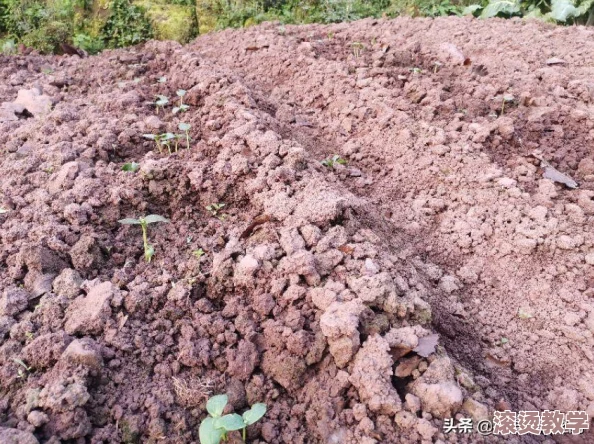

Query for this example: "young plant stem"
[141,220,150,261]
[185,131,190,149]
[243,427,246,441]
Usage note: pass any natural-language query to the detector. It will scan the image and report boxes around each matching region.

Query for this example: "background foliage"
[0,0,593,55]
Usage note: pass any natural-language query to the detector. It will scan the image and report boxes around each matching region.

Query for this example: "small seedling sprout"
[143,134,162,153]
[12,358,31,379]
[160,133,177,154]
[193,248,205,260]
[177,89,187,106]
[321,155,347,169]
[199,394,266,444]
[500,94,515,115]
[155,95,169,114]
[0,207,8,214]
[179,123,191,149]
[122,162,140,172]
[352,41,364,58]
[206,203,225,220]
[118,215,169,262]
[173,104,190,114]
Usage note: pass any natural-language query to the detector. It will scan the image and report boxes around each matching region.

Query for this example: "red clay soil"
[1,15,594,444]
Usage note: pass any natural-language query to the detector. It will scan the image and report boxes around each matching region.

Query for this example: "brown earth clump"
[1,15,594,444]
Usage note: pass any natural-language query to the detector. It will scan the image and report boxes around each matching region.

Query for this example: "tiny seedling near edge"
[199,394,266,444]
[118,215,169,262]
[179,123,191,149]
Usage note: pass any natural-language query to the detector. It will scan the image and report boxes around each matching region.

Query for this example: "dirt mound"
[1,15,594,444]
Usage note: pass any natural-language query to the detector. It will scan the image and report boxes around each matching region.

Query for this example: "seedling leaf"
[157,76,167,83]
[144,215,169,224]
[118,218,141,225]
[413,334,439,357]
[199,417,224,444]
[214,414,245,431]
[179,123,191,131]
[143,134,156,140]
[206,394,228,417]
[243,403,267,425]
[177,89,187,97]
[0,208,8,214]
[542,164,578,189]
[122,162,140,172]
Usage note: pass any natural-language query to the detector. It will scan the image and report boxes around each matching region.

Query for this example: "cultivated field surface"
[1,16,594,443]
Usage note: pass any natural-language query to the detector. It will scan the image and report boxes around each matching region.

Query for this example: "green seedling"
[499,94,515,115]
[352,41,365,58]
[155,95,169,114]
[122,162,140,172]
[143,134,162,153]
[193,248,205,260]
[25,331,34,341]
[0,207,8,214]
[173,104,190,114]
[2,40,17,55]
[409,67,422,74]
[199,394,267,444]
[118,215,169,262]
[157,76,167,84]
[12,358,31,379]
[177,89,187,105]
[173,90,189,114]
[321,155,347,168]
[179,123,191,149]
[433,61,442,73]
[206,203,225,220]
[517,308,533,319]
[160,133,177,153]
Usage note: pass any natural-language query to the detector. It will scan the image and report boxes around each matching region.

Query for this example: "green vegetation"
[199,394,267,444]
[122,162,140,172]
[321,154,347,168]
[154,95,170,114]
[1,0,592,55]
[12,358,31,379]
[118,214,169,262]
[178,123,191,149]
[465,0,594,23]
[206,203,225,220]
[192,247,205,259]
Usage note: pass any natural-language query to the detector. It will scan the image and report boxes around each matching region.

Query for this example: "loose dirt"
[1,15,594,444]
